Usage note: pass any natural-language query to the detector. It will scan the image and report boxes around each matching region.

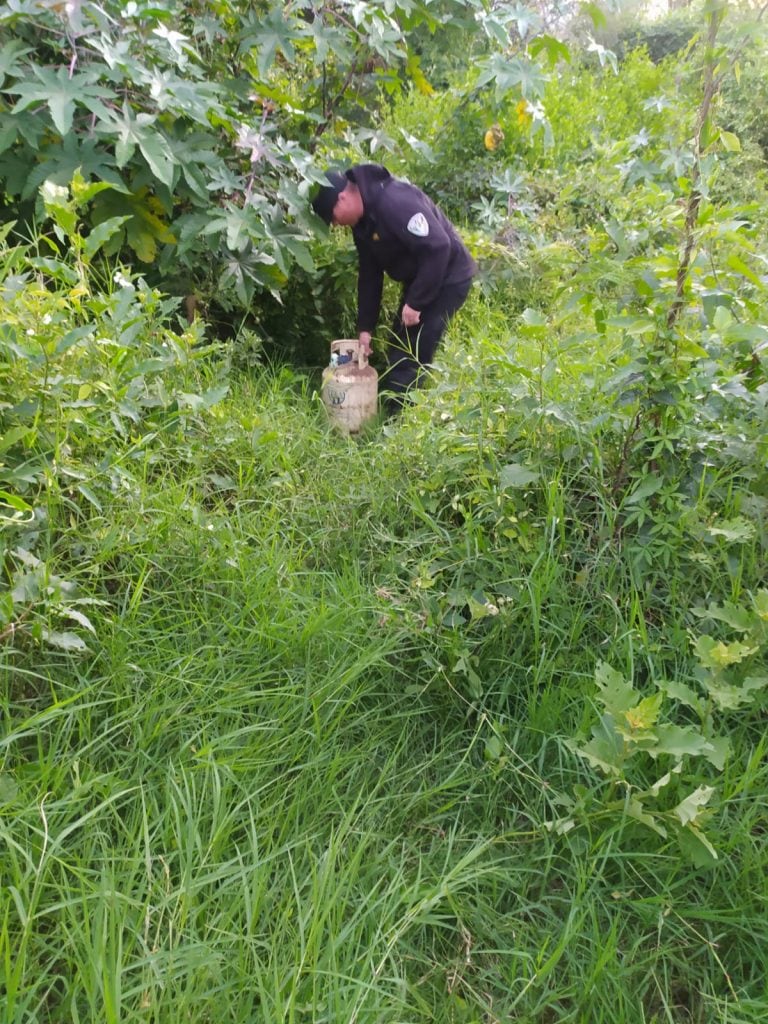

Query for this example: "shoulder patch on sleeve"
[407,212,429,237]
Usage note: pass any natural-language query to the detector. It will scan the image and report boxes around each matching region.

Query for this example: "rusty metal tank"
[321,339,378,433]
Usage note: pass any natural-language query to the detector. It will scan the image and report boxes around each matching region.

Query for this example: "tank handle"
[331,339,368,368]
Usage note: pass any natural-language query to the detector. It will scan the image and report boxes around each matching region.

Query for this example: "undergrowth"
[2,215,767,1021]
[3,17,768,1014]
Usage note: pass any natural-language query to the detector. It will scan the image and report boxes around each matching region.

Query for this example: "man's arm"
[356,244,383,346]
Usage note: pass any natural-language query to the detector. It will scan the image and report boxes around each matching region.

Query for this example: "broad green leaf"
[677,336,710,360]
[405,52,434,96]
[42,629,89,652]
[754,591,768,622]
[693,634,757,670]
[475,54,546,101]
[712,305,733,331]
[650,724,713,760]
[115,134,135,168]
[573,714,624,777]
[594,662,637,715]
[719,130,740,152]
[657,677,702,712]
[624,474,663,505]
[621,692,663,734]
[55,325,96,355]
[581,2,608,29]
[0,39,30,87]
[27,257,79,286]
[586,38,617,72]
[467,593,499,620]
[508,3,542,39]
[521,307,547,329]
[177,384,230,412]
[699,115,717,151]
[484,733,503,762]
[399,128,436,163]
[137,129,176,189]
[625,798,667,837]
[605,315,656,336]
[77,484,103,511]
[647,763,682,797]
[543,816,577,836]
[304,18,351,65]
[678,824,719,867]
[673,785,714,827]
[725,253,762,287]
[63,609,96,634]
[706,516,755,543]
[690,600,753,632]
[724,323,768,345]
[479,13,510,48]
[41,179,77,237]
[70,173,127,205]
[83,216,130,261]
[702,735,730,771]
[279,236,315,274]
[0,111,17,153]
[499,463,539,489]
[704,676,768,711]
[10,67,115,136]
[528,35,570,67]
[0,490,33,516]
[21,134,122,203]
[205,206,267,253]
[92,186,175,263]
[0,425,34,455]
[241,9,300,77]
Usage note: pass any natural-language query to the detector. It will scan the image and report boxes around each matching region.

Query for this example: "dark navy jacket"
[347,164,477,333]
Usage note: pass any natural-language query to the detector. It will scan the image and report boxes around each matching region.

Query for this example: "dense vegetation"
[2,1,768,1021]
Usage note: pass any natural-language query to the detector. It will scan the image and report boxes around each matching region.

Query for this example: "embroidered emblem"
[407,213,429,237]
[372,232,380,241]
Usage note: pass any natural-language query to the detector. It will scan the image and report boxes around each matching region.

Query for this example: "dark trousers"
[380,277,473,410]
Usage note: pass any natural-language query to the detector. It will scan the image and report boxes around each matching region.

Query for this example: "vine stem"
[667,0,768,331]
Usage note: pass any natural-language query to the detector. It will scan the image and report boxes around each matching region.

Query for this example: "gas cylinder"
[321,339,378,434]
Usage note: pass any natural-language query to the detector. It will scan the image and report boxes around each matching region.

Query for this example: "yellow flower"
[516,99,532,127]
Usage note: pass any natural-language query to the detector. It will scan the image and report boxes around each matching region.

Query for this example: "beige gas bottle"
[321,339,378,433]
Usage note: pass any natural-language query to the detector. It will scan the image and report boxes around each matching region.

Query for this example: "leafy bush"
[616,11,699,62]
[0,0,480,316]
[530,47,680,170]
[0,178,227,657]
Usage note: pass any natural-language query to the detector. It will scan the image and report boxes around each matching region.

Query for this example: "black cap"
[311,170,348,225]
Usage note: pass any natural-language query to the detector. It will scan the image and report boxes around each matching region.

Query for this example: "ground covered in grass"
[3,278,768,1022]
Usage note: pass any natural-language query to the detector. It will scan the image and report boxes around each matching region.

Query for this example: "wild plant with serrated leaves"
[549,587,767,866]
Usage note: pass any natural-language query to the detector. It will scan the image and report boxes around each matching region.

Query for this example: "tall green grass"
[3,309,768,1022]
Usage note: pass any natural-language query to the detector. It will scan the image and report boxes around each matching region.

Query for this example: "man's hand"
[401,304,421,327]
[358,331,372,356]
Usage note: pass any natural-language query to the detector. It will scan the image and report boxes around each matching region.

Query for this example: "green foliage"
[0,179,226,658]
[5,7,768,1022]
[3,190,768,1023]
[530,47,680,170]
[252,232,359,367]
[559,617,767,866]
[0,0,569,325]
[616,10,699,62]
